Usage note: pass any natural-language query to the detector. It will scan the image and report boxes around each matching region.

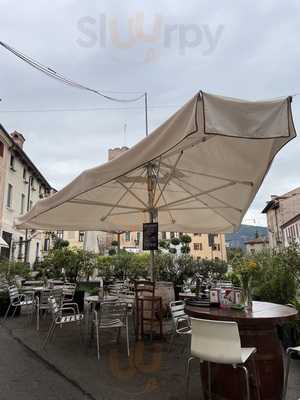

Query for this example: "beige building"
[244,237,269,254]
[0,125,52,264]
[281,214,300,247]
[262,187,300,248]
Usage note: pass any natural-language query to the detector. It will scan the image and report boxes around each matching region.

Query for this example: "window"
[136,231,141,244]
[23,168,27,181]
[10,155,15,170]
[170,232,175,239]
[21,194,25,214]
[29,200,33,210]
[79,231,85,242]
[193,243,203,251]
[18,237,23,260]
[35,242,40,262]
[7,184,13,208]
[31,178,36,191]
[0,141,4,157]
[125,231,131,241]
[161,232,166,240]
[44,238,50,252]
[56,230,64,239]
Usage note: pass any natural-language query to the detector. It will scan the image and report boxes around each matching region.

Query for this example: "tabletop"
[185,301,298,324]
[85,295,118,303]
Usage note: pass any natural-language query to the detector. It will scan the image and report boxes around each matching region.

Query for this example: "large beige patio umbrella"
[16,91,296,238]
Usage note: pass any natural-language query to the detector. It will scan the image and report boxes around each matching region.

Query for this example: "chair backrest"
[98,301,128,326]
[134,280,155,296]
[8,285,19,301]
[169,300,187,323]
[52,288,63,305]
[48,296,60,317]
[190,318,243,365]
[39,290,52,306]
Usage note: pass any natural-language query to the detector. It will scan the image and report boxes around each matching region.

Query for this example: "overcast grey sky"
[1,0,300,226]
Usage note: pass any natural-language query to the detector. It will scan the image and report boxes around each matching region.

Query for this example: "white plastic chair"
[282,346,300,400]
[186,318,258,400]
[169,301,191,352]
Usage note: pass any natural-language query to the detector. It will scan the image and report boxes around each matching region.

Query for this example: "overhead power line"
[0,104,179,114]
[0,41,145,103]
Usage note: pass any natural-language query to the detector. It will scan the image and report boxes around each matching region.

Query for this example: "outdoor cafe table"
[185,301,298,400]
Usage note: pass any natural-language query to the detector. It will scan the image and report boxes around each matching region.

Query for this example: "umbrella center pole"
[147,163,158,281]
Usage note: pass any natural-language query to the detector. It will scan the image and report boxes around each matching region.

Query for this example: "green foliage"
[180,234,192,244]
[231,244,300,305]
[170,237,180,246]
[38,247,96,283]
[0,260,30,284]
[108,248,116,256]
[159,239,169,249]
[52,238,70,249]
[196,259,228,281]
[181,245,191,254]
[111,240,119,247]
[169,247,177,254]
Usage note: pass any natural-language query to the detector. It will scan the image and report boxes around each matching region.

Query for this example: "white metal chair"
[43,295,84,349]
[36,289,64,330]
[3,285,34,322]
[186,318,258,400]
[282,346,300,400]
[169,300,191,352]
[62,283,76,303]
[93,301,129,360]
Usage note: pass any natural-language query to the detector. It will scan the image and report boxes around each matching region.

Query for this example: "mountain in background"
[225,224,268,249]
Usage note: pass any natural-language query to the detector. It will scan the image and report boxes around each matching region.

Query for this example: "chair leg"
[199,361,205,400]
[37,308,40,331]
[95,325,100,360]
[208,362,212,400]
[185,356,195,400]
[126,321,130,357]
[283,349,292,400]
[3,304,11,322]
[11,305,18,319]
[168,331,176,353]
[241,365,251,400]
[43,320,55,349]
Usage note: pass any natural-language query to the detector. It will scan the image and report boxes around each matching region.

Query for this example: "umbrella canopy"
[16,91,296,233]
[0,237,9,248]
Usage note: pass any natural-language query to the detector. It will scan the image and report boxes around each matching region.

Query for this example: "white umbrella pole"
[145,92,155,281]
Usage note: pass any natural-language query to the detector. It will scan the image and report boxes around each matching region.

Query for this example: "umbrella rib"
[173,178,237,228]
[117,179,149,209]
[154,151,183,208]
[156,182,176,224]
[157,182,236,210]
[110,210,145,217]
[174,176,243,213]
[68,199,144,211]
[160,161,253,187]
[101,170,146,221]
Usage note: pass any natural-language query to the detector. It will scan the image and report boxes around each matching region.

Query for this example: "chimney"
[10,131,25,149]
[108,146,129,161]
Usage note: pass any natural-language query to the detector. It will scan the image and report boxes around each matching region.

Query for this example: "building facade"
[281,214,300,247]
[262,187,300,248]
[244,237,269,254]
[0,125,52,265]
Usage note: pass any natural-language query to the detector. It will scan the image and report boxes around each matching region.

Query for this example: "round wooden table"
[185,301,298,400]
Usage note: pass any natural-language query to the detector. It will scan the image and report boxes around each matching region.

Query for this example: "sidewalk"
[0,327,87,400]
[1,315,299,400]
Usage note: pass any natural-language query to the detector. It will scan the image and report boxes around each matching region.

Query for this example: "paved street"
[0,314,299,400]
[0,327,87,400]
